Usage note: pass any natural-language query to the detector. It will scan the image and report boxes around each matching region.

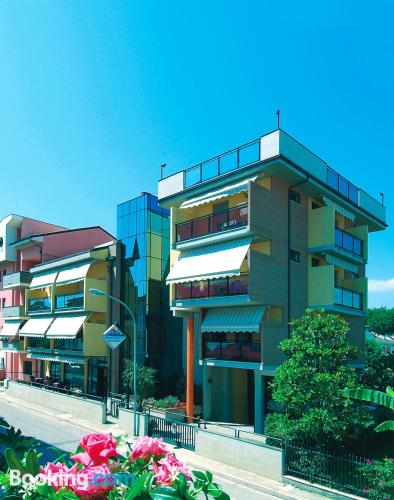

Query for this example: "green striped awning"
[322,197,355,222]
[201,306,265,333]
[27,352,85,365]
[325,254,359,273]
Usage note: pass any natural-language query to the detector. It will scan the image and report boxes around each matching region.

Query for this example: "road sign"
[103,324,127,350]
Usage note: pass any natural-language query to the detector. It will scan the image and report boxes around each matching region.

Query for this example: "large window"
[202,332,261,362]
[64,363,84,391]
[23,361,32,375]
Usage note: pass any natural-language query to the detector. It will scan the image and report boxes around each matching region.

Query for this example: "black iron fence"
[147,412,196,450]
[283,441,369,496]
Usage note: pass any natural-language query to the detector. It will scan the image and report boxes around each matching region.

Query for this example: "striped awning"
[166,238,251,284]
[180,177,257,209]
[322,197,355,222]
[56,262,91,286]
[46,315,87,339]
[27,352,85,365]
[325,254,359,273]
[30,271,58,289]
[19,317,54,337]
[0,321,23,337]
[201,306,265,333]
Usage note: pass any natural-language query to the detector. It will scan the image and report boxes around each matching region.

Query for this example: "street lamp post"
[89,288,138,436]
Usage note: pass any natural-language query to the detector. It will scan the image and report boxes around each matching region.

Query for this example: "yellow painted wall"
[231,368,249,424]
[83,322,108,356]
[308,265,335,306]
[84,278,108,313]
[252,240,271,255]
[87,261,107,280]
[308,206,335,248]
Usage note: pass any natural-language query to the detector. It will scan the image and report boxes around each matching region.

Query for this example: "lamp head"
[89,287,106,296]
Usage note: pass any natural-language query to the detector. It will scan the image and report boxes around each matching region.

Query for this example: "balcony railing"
[54,338,83,351]
[176,204,248,243]
[334,286,363,310]
[203,341,261,362]
[2,305,26,318]
[327,167,359,204]
[3,271,31,289]
[176,274,248,300]
[1,341,25,351]
[28,298,51,312]
[55,293,84,310]
[335,227,363,257]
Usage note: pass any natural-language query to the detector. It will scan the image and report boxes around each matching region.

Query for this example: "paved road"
[0,398,277,500]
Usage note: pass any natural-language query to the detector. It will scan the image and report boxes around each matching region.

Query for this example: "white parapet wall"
[6,381,104,423]
[118,407,149,436]
[195,428,283,482]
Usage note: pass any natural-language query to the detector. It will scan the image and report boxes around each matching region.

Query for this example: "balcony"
[176,204,248,243]
[1,340,25,352]
[176,274,248,300]
[2,305,26,319]
[203,340,261,362]
[55,293,84,310]
[334,227,363,257]
[334,286,363,311]
[308,265,366,315]
[28,298,51,313]
[3,271,31,290]
[54,337,83,352]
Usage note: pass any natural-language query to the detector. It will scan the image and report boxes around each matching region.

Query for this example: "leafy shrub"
[360,458,394,499]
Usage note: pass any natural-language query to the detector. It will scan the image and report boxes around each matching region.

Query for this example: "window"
[312,257,320,267]
[289,189,301,204]
[23,361,32,376]
[290,249,300,263]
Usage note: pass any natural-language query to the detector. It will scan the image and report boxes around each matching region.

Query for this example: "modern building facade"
[158,129,387,432]
[116,192,182,393]
[0,217,117,395]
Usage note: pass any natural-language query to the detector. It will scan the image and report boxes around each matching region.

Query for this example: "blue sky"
[0,1,393,307]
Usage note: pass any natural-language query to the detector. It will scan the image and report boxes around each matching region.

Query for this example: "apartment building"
[0,215,116,395]
[158,129,387,433]
[116,192,182,393]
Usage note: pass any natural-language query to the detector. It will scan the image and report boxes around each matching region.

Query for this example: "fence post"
[281,440,287,478]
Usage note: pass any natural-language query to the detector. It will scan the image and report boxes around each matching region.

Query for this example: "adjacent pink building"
[0,214,114,382]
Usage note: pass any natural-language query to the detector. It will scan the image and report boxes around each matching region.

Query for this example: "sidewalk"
[0,390,323,499]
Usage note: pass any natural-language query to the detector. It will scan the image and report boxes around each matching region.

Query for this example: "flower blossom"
[130,436,169,462]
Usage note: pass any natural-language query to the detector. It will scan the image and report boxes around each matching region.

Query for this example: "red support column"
[186,316,194,422]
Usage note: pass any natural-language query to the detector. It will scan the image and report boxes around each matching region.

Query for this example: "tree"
[367,307,394,338]
[268,310,372,445]
[122,361,157,411]
[344,387,394,432]
[361,339,394,391]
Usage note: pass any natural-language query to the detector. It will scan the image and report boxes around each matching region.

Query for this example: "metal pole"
[93,291,138,436]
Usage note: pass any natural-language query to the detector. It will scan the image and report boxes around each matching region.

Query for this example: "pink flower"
[39,462,79,491]
[153,453,190,486]
[129,436,169,462]
[71,464,116,497]
[71,433,117,466]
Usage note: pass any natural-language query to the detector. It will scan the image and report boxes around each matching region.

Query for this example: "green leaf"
[375,420,394,432]
[25,449,39,476]
[175,473,188,496]
[344,388,394,410]
[5,449,26,475]
[205,471,213,483]
[191,470,207,482]
[123,473,149,499]
[386,386,394,398]
[150,486,182,499]
[36,483,58,497]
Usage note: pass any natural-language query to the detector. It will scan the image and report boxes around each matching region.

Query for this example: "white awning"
[56,262,91,286]
[0,321,23,337]
[180,177,257,209]
[19,317,54,337]
[322,197,355,222]
[325,254,359,273]
[166,238,251,284]
[30,271,58,289]
[46,315,88,339]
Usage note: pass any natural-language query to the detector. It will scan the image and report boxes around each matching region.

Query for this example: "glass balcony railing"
[55,293,84,310]
[334,286,363,310]
[175,274,248,300]
[203,341,260,362]
[327,167,359,204]
[176,204,248,242]
[55,337,83,352]
[335,227,363,257]
[28,298,51,312]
